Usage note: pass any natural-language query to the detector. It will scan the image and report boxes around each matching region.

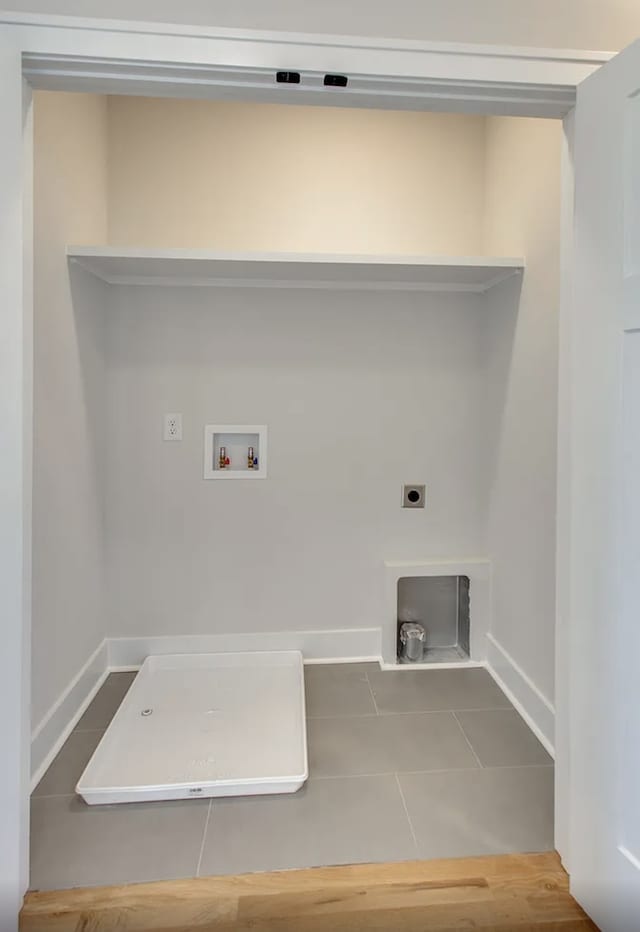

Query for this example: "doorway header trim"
[1,12,613,118]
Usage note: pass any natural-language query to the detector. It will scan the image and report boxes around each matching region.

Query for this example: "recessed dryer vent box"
[397,575,470,663]
[204,424,267,479]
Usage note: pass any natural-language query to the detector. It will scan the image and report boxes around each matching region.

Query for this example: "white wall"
[32,92,109,730]
[482,117,562,727]
[3,0,640,51]
[105,286,488,640]
[107,97,486,255]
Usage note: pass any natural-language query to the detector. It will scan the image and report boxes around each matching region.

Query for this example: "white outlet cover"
[164,413,182,441]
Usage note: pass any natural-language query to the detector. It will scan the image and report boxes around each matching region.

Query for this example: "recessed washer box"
[76,651,307,805]
[204,424,267,479]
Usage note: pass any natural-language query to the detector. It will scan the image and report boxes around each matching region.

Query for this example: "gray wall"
[482,117,562,704]
[32,93,109,728]
[105,286,489,639]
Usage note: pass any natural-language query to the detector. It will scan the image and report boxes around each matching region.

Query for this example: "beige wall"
[4,0,640,51]
[107,97,486,255]
[482,116,562,705]
[32,91,109,729]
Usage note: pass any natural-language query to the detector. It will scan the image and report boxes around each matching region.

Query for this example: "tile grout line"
[312,765,482,781]
[363,669,380,716]
[32,792,81,800]
[394,773,420,857]
[306,706,512,720]
[196,799,213,878]
[468,762,554,771]
[32,758,555,803]
[451,710,484,769]
[307,713,379,720]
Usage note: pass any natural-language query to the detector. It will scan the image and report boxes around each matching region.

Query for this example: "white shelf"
[67,246,524,293]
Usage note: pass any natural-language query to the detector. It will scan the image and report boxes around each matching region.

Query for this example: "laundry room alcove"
[30,90,560,887]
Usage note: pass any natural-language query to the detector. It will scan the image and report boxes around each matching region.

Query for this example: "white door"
[569,38,640,932]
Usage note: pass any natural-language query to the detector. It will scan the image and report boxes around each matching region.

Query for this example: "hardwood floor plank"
[20,853,598,932]
[157,906,597,932]
[237,878,493,920]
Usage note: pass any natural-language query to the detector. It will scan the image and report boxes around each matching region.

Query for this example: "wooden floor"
[21,852,597,932]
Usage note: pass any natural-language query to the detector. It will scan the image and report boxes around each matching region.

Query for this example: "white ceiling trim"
[21,54,582,117]
[2,11,613,118]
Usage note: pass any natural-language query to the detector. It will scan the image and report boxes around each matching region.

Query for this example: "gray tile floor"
[30,664,554,891]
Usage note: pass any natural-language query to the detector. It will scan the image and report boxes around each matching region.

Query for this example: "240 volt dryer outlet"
[402,485,426,508]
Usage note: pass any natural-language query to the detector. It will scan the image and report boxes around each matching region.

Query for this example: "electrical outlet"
[402,484,426,508]
[163,413,182,441]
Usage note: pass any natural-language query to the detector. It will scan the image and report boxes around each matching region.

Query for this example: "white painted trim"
[4,14,612,119]
[0,42,33,923]
[304,656,381,666]
[383,558,491,665]
[108,628,382,668]
[485,633,555,758]
[109,655,382,673]
[555,108,576,869]
[66,277,520,294]
[68,246,525,266]
[106,656,385,674]
[67,247,524,294]
[30,639,109,790]
[379,660,484,671]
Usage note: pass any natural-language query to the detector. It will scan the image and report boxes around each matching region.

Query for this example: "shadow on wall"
[482,272,521,504]
[31,260,109,733]
[69,262,109,510]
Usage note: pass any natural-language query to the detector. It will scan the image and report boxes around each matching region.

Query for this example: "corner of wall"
[30,639,109,789]
[32,91,111,743]
[481,114,562,748]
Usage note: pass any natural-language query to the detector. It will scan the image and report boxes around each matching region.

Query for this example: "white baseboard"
[110,656,384,672]
[30,639,109,790]
[304,656,381,665]
[30,628,553,790]
[108,627,382,668]
[485,632,555,758]
[379,660,484,671]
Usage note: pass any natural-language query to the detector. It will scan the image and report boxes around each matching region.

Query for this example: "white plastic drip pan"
[76,651,308,805]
